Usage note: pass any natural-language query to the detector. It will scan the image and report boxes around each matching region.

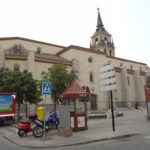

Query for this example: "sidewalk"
[1,109,150,148]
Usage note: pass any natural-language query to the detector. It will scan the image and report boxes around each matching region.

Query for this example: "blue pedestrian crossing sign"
[42,81,52,96]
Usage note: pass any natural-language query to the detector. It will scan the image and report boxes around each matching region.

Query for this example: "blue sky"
[0,0,149,65]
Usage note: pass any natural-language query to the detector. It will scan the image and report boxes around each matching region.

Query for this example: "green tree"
[0,66,41,119]
[42,64,76,104]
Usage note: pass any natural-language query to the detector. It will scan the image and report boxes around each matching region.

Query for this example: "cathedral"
[0,9,148,112]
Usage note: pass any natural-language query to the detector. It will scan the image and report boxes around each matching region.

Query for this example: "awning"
[62,80,90,99]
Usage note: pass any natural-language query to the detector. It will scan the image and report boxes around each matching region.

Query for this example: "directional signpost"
[100,64,117,132]
[41,80,52,139]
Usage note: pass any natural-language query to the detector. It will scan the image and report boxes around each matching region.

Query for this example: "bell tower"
[90,8,115,57]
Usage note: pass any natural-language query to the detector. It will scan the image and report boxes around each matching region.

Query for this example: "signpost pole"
[41,80,52,140]
[110,90,115,132]
[44,95,46,139]
[100,63,116,132]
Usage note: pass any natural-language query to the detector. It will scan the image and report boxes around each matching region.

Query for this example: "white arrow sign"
[100,78,116,86]
[101,84,116,91]
[100,64,117,91]
[100,71,115,79]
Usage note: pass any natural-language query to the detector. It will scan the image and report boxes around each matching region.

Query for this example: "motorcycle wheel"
[18,129,26,137]
[32,126,43,138]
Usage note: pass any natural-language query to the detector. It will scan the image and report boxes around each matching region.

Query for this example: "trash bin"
[36,106,45,121]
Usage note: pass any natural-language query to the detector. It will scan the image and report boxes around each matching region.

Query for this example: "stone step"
[88,113,107,119]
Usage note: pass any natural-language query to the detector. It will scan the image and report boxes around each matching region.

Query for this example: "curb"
[3,133,140,149]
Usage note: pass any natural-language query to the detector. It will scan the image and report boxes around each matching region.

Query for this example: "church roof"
[57,45,146,65]
[56,45,105,55]
[107,56,146,65]
[0,37,65,48]
[0,37,146,66]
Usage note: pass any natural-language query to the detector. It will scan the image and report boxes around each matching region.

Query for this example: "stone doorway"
[90,94,97,110]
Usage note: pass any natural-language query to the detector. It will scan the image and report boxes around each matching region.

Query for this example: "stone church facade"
[0,9,148,112]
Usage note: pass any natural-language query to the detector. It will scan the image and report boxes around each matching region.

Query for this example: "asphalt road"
[54,135,150,150]
[0,135,27,150]
[1,134,150,150]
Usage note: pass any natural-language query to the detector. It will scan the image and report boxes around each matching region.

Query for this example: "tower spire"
[96,8,104,31]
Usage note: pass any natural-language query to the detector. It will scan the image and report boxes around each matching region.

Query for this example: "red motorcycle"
[17,112,59,138]
[17,121,32,137]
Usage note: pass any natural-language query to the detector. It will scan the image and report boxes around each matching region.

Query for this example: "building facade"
[0,9,148,112]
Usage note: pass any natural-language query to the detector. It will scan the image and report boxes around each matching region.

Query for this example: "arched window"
[109,50,112,56]
[36,47,42,54]
[127,76,130,86]
[89,72,94,82]
[88,56,93,63]
[95,38,98,45]
[95,38,98,42]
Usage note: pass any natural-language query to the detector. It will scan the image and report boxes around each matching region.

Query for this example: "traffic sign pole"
[100,64,116,132]
[44,95,46,139]
[110,90,115,132]
[41,80,52,140]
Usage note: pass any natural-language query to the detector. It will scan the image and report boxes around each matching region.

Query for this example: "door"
[90,94,97,110]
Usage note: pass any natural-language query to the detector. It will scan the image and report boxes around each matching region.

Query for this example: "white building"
[0,9,148,112]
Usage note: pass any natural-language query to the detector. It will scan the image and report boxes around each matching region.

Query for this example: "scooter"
[17,112,59,138]
[17,121,32,137]
[32,111,60,137]
[17,114,37,137]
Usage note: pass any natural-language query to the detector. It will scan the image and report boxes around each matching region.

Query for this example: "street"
[0,109,150,150]
[1,133,150,150]
[0,135,27,150]
[56,135,150,150]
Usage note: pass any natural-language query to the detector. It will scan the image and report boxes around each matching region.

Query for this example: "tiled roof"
[108,56,146,65]
[62,80,81,98]
[56,45,105,55]
[0,37,65,48]
[57,45,146,66]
